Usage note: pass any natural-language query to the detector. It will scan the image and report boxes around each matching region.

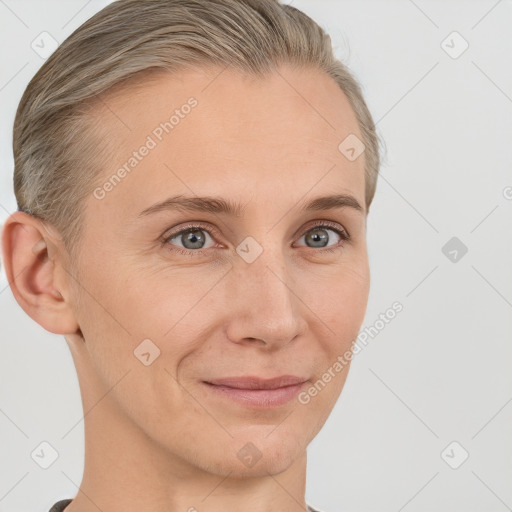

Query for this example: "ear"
[1,211,80,336]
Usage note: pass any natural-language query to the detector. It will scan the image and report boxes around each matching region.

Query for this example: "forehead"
[86,64,366,218]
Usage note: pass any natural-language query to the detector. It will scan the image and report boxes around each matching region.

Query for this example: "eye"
[294,222,349,252]
[163,223,219,256]
[162,220,350,257]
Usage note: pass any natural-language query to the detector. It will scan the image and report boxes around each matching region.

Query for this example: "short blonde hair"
[13,0,382,261]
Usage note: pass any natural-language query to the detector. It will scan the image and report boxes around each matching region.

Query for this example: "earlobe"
[1,211,80,336]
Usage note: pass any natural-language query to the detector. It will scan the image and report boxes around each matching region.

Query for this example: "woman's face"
[68,64,370,477]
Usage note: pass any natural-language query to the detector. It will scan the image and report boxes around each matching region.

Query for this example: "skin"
[2,63,370,512]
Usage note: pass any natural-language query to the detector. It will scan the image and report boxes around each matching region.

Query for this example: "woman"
[1,1,381,511]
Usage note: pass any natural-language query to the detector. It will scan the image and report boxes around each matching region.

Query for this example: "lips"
[202,375,309,408]
[204,375,307,390]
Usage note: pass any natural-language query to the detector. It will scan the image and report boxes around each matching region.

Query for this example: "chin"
[202,429,306,478]
[204,451,301,479]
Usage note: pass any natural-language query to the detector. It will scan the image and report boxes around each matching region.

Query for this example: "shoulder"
[51,499,322,512]
[48,499,73,512]
[307,504,326,512]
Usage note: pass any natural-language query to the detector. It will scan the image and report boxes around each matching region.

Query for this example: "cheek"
[295,261,369,429]
[70,256,192,386]
[78,251,208,340]
[71,271,200,429]
[305,256,370,345]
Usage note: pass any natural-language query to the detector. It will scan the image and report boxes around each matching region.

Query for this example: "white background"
[1,1,511,511]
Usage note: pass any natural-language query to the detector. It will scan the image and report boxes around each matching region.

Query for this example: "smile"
[202,375,309,408]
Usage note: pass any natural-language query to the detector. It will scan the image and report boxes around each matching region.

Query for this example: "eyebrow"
[137,193,364,218]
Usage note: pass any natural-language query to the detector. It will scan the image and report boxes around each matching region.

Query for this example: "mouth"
[202,375,308,408]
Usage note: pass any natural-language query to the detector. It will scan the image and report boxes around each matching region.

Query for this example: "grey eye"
[297,227,343,249]
[168,228,214,250]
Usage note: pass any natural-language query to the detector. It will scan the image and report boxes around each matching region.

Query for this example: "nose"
[224,250,307,350]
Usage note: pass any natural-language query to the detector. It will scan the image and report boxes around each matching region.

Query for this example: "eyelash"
[162,221,350,257]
